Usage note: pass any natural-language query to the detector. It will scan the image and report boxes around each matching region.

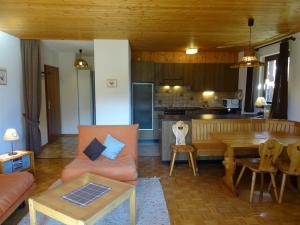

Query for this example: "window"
[263,54,290,103]
[264,55,278,103]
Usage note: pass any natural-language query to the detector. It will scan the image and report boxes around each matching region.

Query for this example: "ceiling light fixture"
[186,48,198,55]
[74,49,89,70]
[231,18,264,68]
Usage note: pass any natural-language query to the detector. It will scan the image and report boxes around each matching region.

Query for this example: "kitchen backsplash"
[155,86,236,108]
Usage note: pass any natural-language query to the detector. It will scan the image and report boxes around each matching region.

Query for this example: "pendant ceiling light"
[74,49,89,70]
[231,18,264,68]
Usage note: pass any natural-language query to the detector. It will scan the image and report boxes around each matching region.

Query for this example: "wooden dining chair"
[276,141,300,203]
[169,144,198,176]
[235,138,284,203]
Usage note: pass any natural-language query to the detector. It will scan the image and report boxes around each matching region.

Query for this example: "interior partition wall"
[76,69,95,126]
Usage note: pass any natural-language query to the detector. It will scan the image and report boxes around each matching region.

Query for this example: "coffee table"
[28,173,135,225]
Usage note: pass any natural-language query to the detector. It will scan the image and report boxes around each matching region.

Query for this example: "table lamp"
[255,97,266,117]
[3,128,19,155]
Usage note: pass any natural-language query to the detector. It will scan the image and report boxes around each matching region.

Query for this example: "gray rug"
[18,178,170,225]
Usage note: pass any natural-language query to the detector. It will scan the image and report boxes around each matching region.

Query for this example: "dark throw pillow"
[83,138,106,161]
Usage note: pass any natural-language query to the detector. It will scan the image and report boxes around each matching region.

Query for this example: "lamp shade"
[74,49,89,70]
[231,47,264,68]
[3,128,19,141]
[74,58,89,70]
[231,19,265,68]
[255,97,266,107]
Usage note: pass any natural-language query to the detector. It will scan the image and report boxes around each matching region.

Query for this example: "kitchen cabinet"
[184,63,239,92]
[132,61,239,92]
[131,61,155,82]
[155,63,184,85]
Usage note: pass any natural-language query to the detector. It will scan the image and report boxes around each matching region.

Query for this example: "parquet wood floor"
[38,137,77,159]
[4,137,300,225]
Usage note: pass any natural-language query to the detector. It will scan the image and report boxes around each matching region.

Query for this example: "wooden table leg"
[189,152,197,176]
[28,198,37,225]
[169,151,176,176]
[222,145,237,195]
[130,188,136,225]
[193,150,199,175]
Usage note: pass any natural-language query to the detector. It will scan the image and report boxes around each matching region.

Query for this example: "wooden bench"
[192,119,300,158]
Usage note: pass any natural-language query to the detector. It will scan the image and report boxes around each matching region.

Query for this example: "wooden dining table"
[211,131,300,195]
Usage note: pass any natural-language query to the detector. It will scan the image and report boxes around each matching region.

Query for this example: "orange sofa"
[62,125,139,185]
[0,171,35,224]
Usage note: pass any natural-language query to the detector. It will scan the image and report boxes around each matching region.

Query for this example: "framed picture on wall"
[0,68,7,85]
[106,79,117,88]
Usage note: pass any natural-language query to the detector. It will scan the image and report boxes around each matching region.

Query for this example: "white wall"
[78,70,93,125]
[0,31,25,154]
[94,40,131,125]
[288,33,300,121]
[59,53,94,133]
[40,44,59,145]
[40,43,95,138]
[58,53,79,134]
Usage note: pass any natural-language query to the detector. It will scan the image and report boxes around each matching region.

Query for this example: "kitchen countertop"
[154,106,226,111]
[159,113,257,121]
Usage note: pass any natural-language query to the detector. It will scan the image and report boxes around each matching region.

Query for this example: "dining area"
[187,118,300,204]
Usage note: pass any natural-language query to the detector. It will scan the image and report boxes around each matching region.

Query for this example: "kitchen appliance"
[223,99,240,109]
[132,83,153,130]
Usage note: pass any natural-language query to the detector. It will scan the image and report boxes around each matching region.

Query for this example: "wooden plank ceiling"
[0,0,300,51]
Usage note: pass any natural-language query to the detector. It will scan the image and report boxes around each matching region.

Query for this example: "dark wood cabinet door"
[132,61,239,92]
[44,65,61,143]
[187,63,238,92]
[132,61,155,82]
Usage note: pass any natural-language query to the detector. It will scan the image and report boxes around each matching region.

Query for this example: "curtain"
[21,40,42,155]
[244,67,254,112]
[269,41,289,119]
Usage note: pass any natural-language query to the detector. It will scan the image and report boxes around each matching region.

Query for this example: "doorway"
[44,65,61,143]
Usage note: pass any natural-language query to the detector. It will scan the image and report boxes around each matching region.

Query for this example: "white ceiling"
[41,40,94,56]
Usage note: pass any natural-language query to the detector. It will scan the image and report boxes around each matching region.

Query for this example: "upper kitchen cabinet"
[184,63,239,92]
[131,61,155,82]
[132,61,239,92]
[155,63,184,86]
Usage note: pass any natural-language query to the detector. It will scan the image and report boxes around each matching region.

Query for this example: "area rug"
[18,178,170,225]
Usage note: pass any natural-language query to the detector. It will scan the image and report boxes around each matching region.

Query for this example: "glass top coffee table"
[28,173,135,225]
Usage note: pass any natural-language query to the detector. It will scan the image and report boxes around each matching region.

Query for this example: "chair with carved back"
[169,121,198,176]
[276,141,300,203]
[235,138,284,203]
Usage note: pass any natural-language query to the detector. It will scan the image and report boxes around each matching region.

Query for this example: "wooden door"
[44,65,61,143]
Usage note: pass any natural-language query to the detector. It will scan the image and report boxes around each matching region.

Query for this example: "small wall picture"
[0,68,7,85]
[106,79,117,88]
